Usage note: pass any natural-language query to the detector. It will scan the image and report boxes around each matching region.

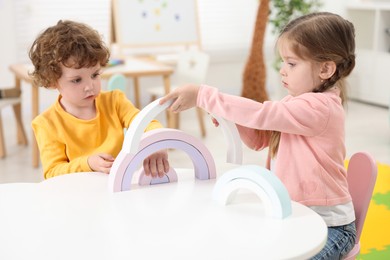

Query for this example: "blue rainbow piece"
[213,165,292,219]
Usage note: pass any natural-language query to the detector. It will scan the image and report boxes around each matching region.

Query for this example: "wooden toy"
[111,128,216,192]
[212,164,292,219]
[138,167,178,186]
[108,98,243,192]
[108,98,291,221]
[211,114,242,164]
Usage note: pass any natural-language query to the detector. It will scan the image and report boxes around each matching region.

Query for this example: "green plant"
[269,0,322,34]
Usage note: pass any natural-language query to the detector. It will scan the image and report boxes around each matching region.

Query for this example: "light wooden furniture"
[148,50,209,137]
[101,58,174,109]
[0,96,28,158]
[9,64,38,166]
[0,169,327,259]
[9,58,174,168]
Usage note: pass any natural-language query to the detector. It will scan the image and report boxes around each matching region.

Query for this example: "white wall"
[1,0,350,120]
[0,0,17,86]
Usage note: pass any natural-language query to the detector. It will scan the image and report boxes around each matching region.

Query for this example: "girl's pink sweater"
[197,85,351,206]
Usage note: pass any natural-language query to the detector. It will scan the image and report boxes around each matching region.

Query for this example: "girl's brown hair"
[29,20,110,88]
[269,12,356,158]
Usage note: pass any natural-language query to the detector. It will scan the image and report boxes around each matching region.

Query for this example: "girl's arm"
[236,125,270,151]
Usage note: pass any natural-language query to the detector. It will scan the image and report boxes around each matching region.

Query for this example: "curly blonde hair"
[29,20,110,88]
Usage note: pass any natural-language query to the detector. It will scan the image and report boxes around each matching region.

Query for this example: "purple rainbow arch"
[108,128,216,192]
[108,98,242,192]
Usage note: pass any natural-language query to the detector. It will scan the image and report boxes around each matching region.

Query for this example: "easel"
[110,0,202,60]
[108,0,206,135]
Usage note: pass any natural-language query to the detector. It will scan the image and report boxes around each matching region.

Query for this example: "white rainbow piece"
[108,98,243,192]
[212,165,292,219]
[211,114,242,164]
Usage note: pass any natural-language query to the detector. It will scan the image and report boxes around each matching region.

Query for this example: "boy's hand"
[159,84,200,113]
[143,149,169,178]
[88,153,115,174]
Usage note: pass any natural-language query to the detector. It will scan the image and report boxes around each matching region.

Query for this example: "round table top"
[0,170,327,260]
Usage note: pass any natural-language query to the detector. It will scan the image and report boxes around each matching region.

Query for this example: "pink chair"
[343,152,378,260]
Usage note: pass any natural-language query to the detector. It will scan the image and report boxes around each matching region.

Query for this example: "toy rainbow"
[108,98,243,192]
[213,165,292,219]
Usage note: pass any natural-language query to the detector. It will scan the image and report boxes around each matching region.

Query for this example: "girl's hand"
[159,84,200,113]
[88,153,115,174]
[143,149,169,178]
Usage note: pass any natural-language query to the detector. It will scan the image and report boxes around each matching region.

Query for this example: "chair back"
[347,152,377,240]
[343,152,377,260]
[107,74,126,92]
[175,50,210,85]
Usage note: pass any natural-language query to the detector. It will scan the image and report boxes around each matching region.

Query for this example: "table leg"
[12,103,28,146]
[32,84,39,168]
[14,77,25,144]
[132,77,141,109]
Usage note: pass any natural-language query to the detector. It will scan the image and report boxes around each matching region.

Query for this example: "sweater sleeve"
[32,116,92,179]
[196,85,333,137]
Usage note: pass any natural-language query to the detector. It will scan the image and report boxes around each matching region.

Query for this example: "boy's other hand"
[88,153,115,174]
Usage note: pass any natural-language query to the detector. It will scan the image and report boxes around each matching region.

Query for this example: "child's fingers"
[159,92,177,105]
[99,153,115,161]
[170,100,182,113]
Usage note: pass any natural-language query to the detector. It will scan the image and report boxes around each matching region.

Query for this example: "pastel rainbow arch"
[108,98,243,192]
[212,165,292,219]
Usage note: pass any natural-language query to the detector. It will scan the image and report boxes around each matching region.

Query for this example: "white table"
[0,169,327,260]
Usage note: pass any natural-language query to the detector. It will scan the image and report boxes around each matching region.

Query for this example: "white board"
[113,0,200,47]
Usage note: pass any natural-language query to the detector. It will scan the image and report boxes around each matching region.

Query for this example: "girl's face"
[278,40,322,97]
[56,61,102,115]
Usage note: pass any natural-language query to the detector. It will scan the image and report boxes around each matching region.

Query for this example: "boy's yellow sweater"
[32,90,162,179]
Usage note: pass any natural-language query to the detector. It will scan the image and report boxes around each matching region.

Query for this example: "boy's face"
[56,62,102,112]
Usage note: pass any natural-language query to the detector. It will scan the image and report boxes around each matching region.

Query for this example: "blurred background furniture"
[107,73,126,92]
[147,50,210,137]
[0,94,28,158]
[101,57,174,110]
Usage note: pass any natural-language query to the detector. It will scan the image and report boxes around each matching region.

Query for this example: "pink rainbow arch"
[109,128,216,192]
[108,98,242,192]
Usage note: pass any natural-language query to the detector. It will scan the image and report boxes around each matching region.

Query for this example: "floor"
[0,100,389,183]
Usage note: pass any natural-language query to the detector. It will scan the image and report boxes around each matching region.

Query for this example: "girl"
[29,20,169,179]
[160,12,356,259]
